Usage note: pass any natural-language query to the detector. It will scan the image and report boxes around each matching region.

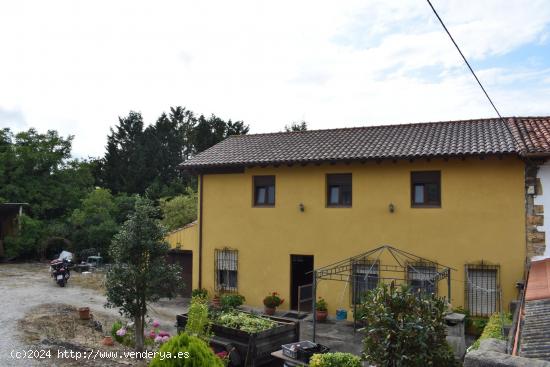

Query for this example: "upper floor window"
[253,175,275,206]
[411,171,441,207]
[327,173,352,207]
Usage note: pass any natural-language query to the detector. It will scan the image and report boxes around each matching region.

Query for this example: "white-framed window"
[215,248,238,292]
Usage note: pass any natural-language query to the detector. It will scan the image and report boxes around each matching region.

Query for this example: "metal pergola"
[311,245,454,342]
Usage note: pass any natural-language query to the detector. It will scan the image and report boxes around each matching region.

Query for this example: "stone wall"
[464,339,550,367]
[526,162,546,259]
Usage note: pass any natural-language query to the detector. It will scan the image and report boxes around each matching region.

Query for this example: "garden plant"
[362,282,457,367]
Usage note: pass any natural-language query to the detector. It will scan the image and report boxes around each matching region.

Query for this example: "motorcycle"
[50,258,72,287]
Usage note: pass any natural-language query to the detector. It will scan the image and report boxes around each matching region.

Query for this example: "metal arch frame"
[310,245,454,342]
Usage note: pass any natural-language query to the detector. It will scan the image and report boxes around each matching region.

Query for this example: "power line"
[425,0,523,151]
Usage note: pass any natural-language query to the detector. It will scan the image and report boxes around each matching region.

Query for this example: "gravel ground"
[0,263,189,367]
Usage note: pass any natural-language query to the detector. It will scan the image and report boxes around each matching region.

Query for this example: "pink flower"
[161,336,170,343]
[152,320,160,328]
[158,330,170,337]
[149,331,156,338]
[154,336,163,343]
[116,328,126,337]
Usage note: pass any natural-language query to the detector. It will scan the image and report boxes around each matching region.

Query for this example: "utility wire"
[425,0,524,152]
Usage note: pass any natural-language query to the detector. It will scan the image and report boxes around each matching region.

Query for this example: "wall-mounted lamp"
[388,203,395,213]
[299,203,305,212]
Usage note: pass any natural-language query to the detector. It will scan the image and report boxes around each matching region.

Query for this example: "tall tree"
[0,128,93,220]
[105,197,183,353]
[69,188,118,259]
[284,120,308,132]
[160,189,198,231]
[100,107,249,197]
[103,111,147,194]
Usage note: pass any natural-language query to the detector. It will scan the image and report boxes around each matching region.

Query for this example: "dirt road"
[0,263,188,367]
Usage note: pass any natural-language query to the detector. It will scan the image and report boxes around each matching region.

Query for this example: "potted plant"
[316,297,328,322]
[263,292,284,315]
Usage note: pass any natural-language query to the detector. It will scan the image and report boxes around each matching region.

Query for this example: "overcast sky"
[1,0,549,158]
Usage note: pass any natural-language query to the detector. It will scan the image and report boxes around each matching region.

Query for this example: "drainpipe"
[198,173,204,289]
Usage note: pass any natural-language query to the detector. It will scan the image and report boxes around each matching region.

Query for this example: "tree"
[160,190,198,231]
[100,107,248,197]
[284,120,308,132]
[0,128,94,259]
[193,114,249,154]
[69,188,118,259]
[362,282,457,367]
[105,197,183,353]
[103,111,147,194]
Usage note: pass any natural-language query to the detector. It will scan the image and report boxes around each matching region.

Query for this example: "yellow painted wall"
[166,222,200,290]
[199,157,526,315]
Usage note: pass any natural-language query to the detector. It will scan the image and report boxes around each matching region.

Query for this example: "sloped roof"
[180,117,550,170]
[512,117,550,155]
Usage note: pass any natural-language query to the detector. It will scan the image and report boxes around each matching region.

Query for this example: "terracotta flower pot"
[102,336,114,346]
[316,310,328,322]
[78,307,90,320]
[264,307,276,315]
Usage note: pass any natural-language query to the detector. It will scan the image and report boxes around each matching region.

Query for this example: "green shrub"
[111,321,124,343]
[362,282,457,367]
[471,313,512,350]
[470,316,489,336]
[191,288,208,299]
[309,352,361,367]
[149,333,223,367]
[185,296,212,342]
[220,293,245,310]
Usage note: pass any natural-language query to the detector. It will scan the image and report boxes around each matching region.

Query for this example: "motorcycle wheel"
[58,278,65,287]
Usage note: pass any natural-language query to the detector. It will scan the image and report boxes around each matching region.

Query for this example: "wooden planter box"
[176,312,300,367]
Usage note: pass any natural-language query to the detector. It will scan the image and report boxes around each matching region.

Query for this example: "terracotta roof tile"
[181,116,550,170]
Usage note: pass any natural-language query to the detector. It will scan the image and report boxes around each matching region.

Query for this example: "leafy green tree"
[0,128,93,220]
[3,214,44,259]
[0,128,94,259]
[160,190,198,231]
[69,188,118,259]
[284,120,308,132]
[362,282,457,367]
[105,197,183,353]
[113,193,138,224]
[193,114,249,154]
[103,111,147,194]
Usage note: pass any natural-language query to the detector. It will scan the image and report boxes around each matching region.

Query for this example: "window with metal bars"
[215,249,238,292]
[407,263,437,294]
[351,261,379,304]
[465,263,500,317]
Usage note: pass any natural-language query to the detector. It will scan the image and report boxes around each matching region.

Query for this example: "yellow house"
[165,221,199,296]
[177,117,550,318]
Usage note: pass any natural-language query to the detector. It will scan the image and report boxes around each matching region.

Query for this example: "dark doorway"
[167,250,193,297]
[290,255,314,311]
